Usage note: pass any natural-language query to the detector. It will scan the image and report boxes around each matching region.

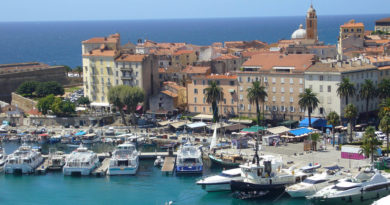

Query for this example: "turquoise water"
[0,142,309,205]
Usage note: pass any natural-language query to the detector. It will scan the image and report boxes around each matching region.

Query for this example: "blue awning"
[289,128,313,136]
[299,118,327,128]
[186,122,207,129]
[75,131,86,136]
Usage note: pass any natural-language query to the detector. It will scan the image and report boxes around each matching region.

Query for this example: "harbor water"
[0,142,311,205]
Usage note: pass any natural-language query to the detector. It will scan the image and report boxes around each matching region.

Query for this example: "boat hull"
[176,165,203,174]
[209,154,240,168]
[63,163,97,176]
[198,182,231,192]
[287,188,315,198]
[309,188,390,204]
[107,166,138,175]
[230,180,286,196]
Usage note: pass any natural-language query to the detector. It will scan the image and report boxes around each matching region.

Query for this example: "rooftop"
[213,54,239,61]
[341,20,364,28]
[82,34,120,44]
[173,50,195,55]
[242,53,315,72]
[182,65,211,74]
[82,49,117,57]
[376,17,390,23]
[305,61,377,73]
[161,90,178,98]
[0,62,62,74]
[116,54,146,62]
[192,74,237,80]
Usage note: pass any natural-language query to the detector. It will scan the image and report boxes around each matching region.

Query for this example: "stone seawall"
[11,92,37,112]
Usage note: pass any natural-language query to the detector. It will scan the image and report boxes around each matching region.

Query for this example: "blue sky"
[0,0,389,22]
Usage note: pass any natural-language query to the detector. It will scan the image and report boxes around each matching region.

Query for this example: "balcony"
[120,66,133,72]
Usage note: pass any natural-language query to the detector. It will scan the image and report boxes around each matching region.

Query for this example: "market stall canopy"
[299,118,327,128]
[170,121,190,129]
[208,123,247,131]
[186,121,207,129]
[158,120,174,126]
[267,126,291,135]
[241,125,267,133]
[192,114,213,121]
[84,133,96,137]
[289,127,313,136]
[228,119,253,125]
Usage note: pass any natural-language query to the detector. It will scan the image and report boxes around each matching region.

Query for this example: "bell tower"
[306,4,317,40]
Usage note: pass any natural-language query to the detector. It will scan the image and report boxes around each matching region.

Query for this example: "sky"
[0,0,389,22]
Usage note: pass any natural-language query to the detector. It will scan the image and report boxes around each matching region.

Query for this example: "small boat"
[300,163,321,173]
[105,127,115,136]
[208,154,244,168]
[63,144,100,176]
[4,143,44,174]
[154,156,164,167]
[47,150,66,170]
[196,168,242,192]
[49,135,62,144]
[38,133,49,144]
[82,133,97,144]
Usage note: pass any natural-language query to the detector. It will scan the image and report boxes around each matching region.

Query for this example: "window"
[272,106,277,111]
[319,75,324,81]
[224,98,226,104]
[203,89,206,94]
[100,59,103,65]
[290,106,295,112]
[281,78,285,84]
[116,79,119,85]
[101,96,105,101]
[290,78,293,84]
[100,68,103,74]
[230,81,235,86]
[247,77,250,82]
[320,85,323,92]
[240,104,244,111]
[299,79,303,84]
[203,97,205,103]
[202,80,205,85]
[194,106,197,112]
[299,88,303,93]
[265,105,269,111]
[240,86,243,91]
[328,75,332,81]
[194,97,197,103]
[231,99,234,104]
[272,78,276,83]
[203,107,206,113]
[290,97,294,102]
[238,77,242,83]
[308,75,313,80]
[264,77,268,82]
[216,80,220,85]
[272,87,276,93]
[136,71,139,77]
[319,107,324,115]
[194,88,198,94]
[290,88,293,93]
[248,104,251,111]
[272,96,276,102]
[281,106,285,112]
[281,87,285,93]
[328,86,331,92]
[194,80,197,85]
[239,95,243,101]
[281,96,285,102]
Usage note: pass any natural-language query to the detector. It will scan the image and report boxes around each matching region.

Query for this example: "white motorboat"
[154,156,164,167]
[48,150,66,170]
[196,168,242,192]
[4,144,43,174]
[176,143,203,174]
[105,127,115,136]
[107,142,139,175]
[372,194,390,205]
[82,133,97,144]
[286,169,343,198]
[308,169,390,204]
[63,144,100,176]
[230,155,310,197]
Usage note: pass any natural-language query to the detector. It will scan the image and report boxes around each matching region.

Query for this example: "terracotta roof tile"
[82,37,118,44]
[82,49,117,57]
[213,54,239,61]
[173,50,195,55]
[376,17,390,23]
[116,54,146,62]
[242,53,315,72]
[192,74,237,80]
[341,20,364,28]
[161,90,178,98]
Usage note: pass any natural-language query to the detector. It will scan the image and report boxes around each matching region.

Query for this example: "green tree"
[337,77,356,106]
[77,96,90,106]
[204,81,223,123]
[379,115,390,157]
[310,133,321,151]
[379,98,390,118]
[359,79,376,122]
[360,126,381,163]
[36,81,64,97]
[344,104,358,143]
[63,65,72,76]
[326,111,340,147]
[108,85,127,126]
[247,81,267,127]
[51,97,63,115]
[377,79,390,99]
[37,94,55,115]
[16,81,39,97]
[298,88,319,127]
[121,86,144,125]
[75,66,83,77]
[60,100,76,116]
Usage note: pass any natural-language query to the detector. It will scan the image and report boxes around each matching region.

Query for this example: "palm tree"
[298,88,319,127]
[63,65,72,76]
[247,81,267,126]
[359,79,376,122]
[326,111,340,147]
[379,115,390,157]
[337,77,355,106]
[377,79,390,99]
[379,98,390,118]
[360,126,381,163]
[204,81,223,123]
[344,104,357,143]
[247,81,267,166]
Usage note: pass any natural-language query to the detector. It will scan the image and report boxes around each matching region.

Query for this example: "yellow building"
[172,50,198,68]
[340,20,365,40]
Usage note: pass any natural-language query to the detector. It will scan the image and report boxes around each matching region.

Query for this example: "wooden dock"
[161,157,175,174]
[35,158,49,174]
[139,152,177,159]
[92,158,110,176]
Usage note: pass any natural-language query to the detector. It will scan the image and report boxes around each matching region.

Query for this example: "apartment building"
[187,74,238,117]
[172,50,197,68]
[237,53,315,121]
[304,61,378,118]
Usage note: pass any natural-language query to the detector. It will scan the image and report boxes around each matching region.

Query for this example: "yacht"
[176,143,203,174]
[0,146,7,169]
[230,155,309,197]
[63,144,100,176]
[47,150,66,170]
[4,144,43,174]
[107,142,139,175]
[308,169,390,204]
[286,169,343,198]
[196,168,242,192]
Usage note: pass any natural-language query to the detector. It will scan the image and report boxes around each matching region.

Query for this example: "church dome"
[291,24,306,39]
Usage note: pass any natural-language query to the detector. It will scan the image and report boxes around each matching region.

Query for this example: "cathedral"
[291,4,318,42]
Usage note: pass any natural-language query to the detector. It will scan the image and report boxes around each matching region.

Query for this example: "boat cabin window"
[183,158,197,163]
[333,185,360,191]
[220,173,241,178]
[303,179,328,184]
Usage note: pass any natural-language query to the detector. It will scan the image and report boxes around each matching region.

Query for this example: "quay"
[35,158,49,174]
[140,152,177,159]
[161,157,175,175]
[92,158,110,176]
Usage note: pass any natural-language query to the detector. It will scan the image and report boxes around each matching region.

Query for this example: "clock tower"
[306,4,318,40]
